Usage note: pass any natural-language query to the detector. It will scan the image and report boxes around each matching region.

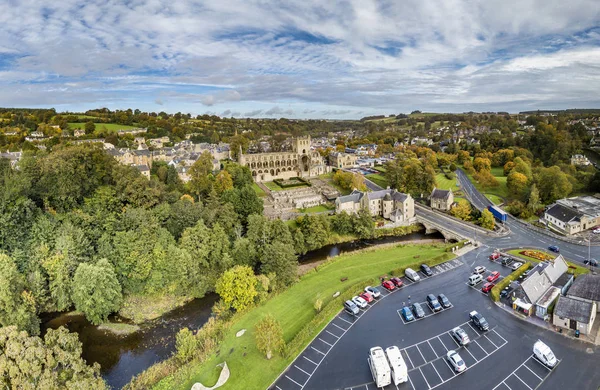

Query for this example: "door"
[570,319,577,330]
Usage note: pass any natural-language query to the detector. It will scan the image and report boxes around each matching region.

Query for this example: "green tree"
[535,166,573,203]
[478,209,495,230]
[527,184,540,213]
[260,242,298,290]
[42,253,72,312]
[503,161,516,176]
[512,157,532,181]
[71,259,122,325]
[188,151,215,199]
[175,327,198,363]
[0,254,39,335]
[255,314,284,360]
[214,170,234,194]
[84,121,96,135]
[473,157,491,172]
[353,207,375,238]
[221,185,263,224]
[215,265,258,311]
[507,171,528,199]
[0,326,107,389]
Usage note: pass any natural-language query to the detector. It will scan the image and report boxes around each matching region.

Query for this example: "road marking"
[294,365,311,376]
[419,367,431,389]
[415,345,427,363]
[331,323,347,332]
[276,386,283,390]
[325,330,340,339]
[523,363,543,381]
[484,334,498,349]
[311,346,326,355]
[285,375,303,388]
[514,373,533,390]
[303,356,318,366]
[437,336,448,351]
[338,317,353,325]
[318,338,333,347]
[403,349,415,369]
[462,344,477,362]
[472,340,488,356]
[467,322,479,333]
[430,360,444,382]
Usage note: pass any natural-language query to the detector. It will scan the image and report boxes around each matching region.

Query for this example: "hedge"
[273,177,311,188]
[489,262,531,302]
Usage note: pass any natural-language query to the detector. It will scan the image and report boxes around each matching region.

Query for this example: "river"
[41,229,443,389]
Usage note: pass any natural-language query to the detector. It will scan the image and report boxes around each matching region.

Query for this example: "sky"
[1,1,600,119]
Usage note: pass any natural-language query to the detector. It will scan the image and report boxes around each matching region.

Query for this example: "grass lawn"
[366,173,389,189]
[319,172,351,195]
[68,122,140,133]
[373,165,386,173]
[434,173,458,191]
[461,166,508,201]
[158,244,452,390]
[252,183,266,197]
[408,112,440,118]
[298,204,334,213]
[486,194,504,205]
[506,249,589,276]
[263,180,311,192]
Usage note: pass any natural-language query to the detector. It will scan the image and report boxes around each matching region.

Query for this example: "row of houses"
[543,195,600,235]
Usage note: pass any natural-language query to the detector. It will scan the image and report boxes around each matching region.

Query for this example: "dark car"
[438,294,451,308]
[426,294,442,311]
[401,306,414,322]
[469,311,489,331]
[500,287,511,298]
[420,264,433,277]
[412,302,425,318]
[500,256,512,266]
[548,245,560,253]
[584,259,598,267]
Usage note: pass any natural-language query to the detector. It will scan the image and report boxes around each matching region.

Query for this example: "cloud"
[1,1,600,116]
[221,109,232,116]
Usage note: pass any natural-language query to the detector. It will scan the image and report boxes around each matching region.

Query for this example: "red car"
[489,253,500,260]
[482,282,495,293]
[360,292,374,303]
[382,280,396,291]
[487,271,500,282]
[390,277,404,288]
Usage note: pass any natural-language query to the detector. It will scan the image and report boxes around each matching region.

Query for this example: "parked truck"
[385,346,408,385]
[488,205,508,223]
[368,346,392,388]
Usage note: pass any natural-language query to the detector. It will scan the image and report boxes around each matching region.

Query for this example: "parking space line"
[492,329,508,345]
[437,336,448,351]
[331,323,347,332]
[442,356,456,374]
[338,317,353,325]
[285,375,303,388]
[484,334,498,349]
[403,349,415,369]
[303,356,318,366]
[462,345,477,362]
[416,345,427,363]
[492,355,559,390]
[467,322,479,333]
[472,340,488,356]
[276,386,283,390]
[430,361,444,382]
[523,364,543,381]
[318,337,333,347]
[514,373,533,390]
[427,340,435,353]
[325,330,340,339]
[419,367,431,389]
[531,355,553,371]
[311,346,326,355]
[294,365,311,376]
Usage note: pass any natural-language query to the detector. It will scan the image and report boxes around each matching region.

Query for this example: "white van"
[385,346,408,385]
[468,274,483,286]
[533,340,557,368]
[405,268,420,282]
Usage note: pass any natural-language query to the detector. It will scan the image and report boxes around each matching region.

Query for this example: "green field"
[298,204,334,213]
[68,123,140,132]
[252,183,266,197]
[319,172,351,195]
[408,112,440,118]
[507,249,589,276]
[157,244,452,390]
[373,165,386,173]
[486,194,504,205]
[462,166,508,201]
[366,173,389,189]
[434,173,458,191]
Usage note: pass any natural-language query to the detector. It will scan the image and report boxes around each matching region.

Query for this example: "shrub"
[314,296,323,313]
[445,172,456,180]
[175,328,197,363]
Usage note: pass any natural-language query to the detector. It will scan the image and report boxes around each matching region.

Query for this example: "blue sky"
[1,0,600,118]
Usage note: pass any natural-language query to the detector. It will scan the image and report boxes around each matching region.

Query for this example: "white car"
[533,340,557,368]
[447,350,466,372]
[593,228,600,234]
[450,327,470,346]
[352,295,368,309]
[365,286,381,299]
[510,261,523,270]
[473,266,486,274]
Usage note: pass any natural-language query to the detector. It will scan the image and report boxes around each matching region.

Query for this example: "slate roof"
[337,190,363,204]
[567,274,600,302]
[545,203,582,223]
[431,188,451,200]
[555,296,594,324]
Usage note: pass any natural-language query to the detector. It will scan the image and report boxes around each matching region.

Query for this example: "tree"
[71,259,122,325]
[214,170,234,194]
[221,185,263,224]
[0,254,39,335]
[255,314,284,360]
[353,207,375,238]
[457,150,470,164]
[84,121,96,135]
[0,326,107,389]
[507,171,528,199]
[474,169,499,189]
[535,166,573,203]
[503,161,515,176]
[527,184,540,213]
[473,157,491,172]
[478,209,495,230]
[188,151,215,198]
[175,327,197,363]
[512,157,532,181]
[215,265,258,311]
[260,242,298,290]
[450,200,472,221]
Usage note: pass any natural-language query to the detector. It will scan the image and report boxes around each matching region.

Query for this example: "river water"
[41,229,442,389]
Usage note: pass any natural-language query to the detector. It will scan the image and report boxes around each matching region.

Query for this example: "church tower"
[292,135,311,155]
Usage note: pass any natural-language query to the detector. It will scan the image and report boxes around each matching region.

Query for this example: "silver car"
[364,286,381,298]
[447,350,466,372]
[352,295,367,309]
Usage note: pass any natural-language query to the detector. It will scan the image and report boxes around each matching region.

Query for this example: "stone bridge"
[415,214,466,242]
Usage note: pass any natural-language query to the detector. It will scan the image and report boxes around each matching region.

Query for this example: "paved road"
[271,248,600,390]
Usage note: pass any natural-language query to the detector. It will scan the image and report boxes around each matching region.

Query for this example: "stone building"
[430,188,454,211]
[238,136,329,182]
[329,152,358,168]
[335,189,415,222]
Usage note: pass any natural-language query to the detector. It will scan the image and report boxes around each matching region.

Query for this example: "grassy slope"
[68,123,139,132]
[157,244,450,390]
[366,173,389,189]
[298,204,334,213]
[434,172,458,191]
[252,183,266,197]
[462,166,508,200]
[506,249,589,276]
[318,172,351,195]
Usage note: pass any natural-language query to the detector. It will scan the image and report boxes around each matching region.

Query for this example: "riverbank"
[144,243,454,390]
[119,295,194,324]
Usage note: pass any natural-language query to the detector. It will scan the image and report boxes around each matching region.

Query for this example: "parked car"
[469,311,489,331]
[482,282,495,293]
[438,294,451,308]
[382,280,396,291]
[404,268,421,282]
[400,307,414,322]
[365,286,381,298]
[411,302,425,318]
[473,266,486,274]
[500,287,511,298]
[523,269,533,278]
[509,261,523,270]
[451,327,470,346]
[584,259,598,267]
[533,340,557,368]
[420,264,433,277]
[593,227,600,234]
[426,294,442,312]
[390,277,404,287]
[360,292,374,303]
[489,253,500,260]
[344,300,360,316]
[500,256,513,266]
[468,274,483,286]
[447,350,466,372]
[487,271,501,282]
[548,245,560,253]
[352,295,368,309]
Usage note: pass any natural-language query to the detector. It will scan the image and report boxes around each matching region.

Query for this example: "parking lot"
[396,300,453,325]
[270,247,600,390]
